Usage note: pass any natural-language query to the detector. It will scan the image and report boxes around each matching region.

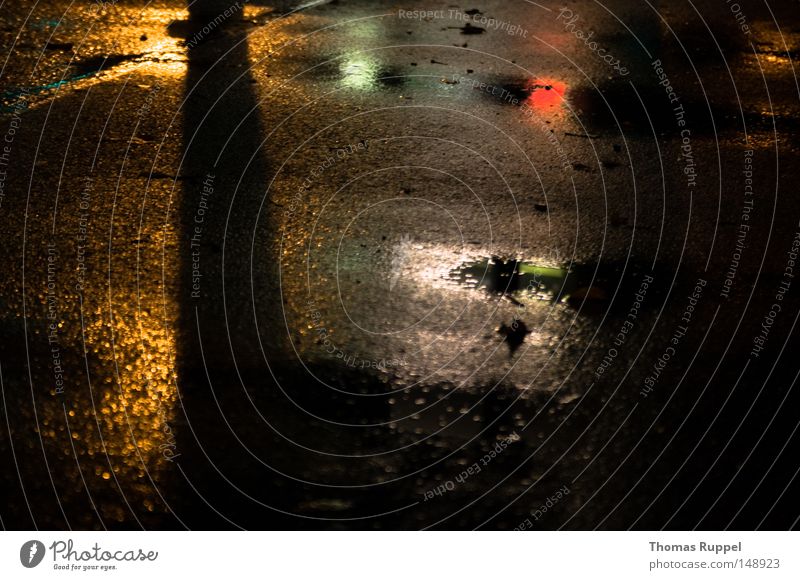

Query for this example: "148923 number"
[743,559,780,569]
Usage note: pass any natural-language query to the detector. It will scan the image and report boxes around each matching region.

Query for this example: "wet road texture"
[1,0,800,530]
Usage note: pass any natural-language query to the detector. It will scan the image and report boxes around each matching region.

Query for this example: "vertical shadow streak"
[173,0,289,528]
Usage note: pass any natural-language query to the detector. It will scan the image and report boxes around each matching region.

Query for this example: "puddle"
[450,256,575,303]
[449,256,662,313]
[29,18,63,30]
[70,53,144,76]
[568,80,796,135]
[1,53,151,110]
[337,58,407,90]
[454,23,485,35]
[454,76,570,121]
[491,81,533,103]
[1,76,96,110]
[568,82,661,134]
[471,77,567,112]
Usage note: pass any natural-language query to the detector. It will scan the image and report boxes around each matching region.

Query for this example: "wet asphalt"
[1,0,800,529]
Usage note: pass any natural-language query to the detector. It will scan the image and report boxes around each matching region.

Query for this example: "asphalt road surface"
[1,0,800,530]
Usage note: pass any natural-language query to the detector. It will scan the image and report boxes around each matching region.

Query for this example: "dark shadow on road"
[171,0,397,529]
[172,0,288,528]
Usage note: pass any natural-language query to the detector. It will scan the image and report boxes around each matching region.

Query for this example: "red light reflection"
[526,78,567,111]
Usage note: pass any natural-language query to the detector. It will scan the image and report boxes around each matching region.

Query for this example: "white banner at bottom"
[0,531,797,579]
